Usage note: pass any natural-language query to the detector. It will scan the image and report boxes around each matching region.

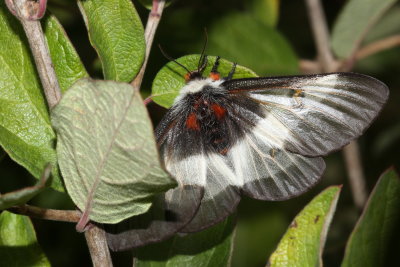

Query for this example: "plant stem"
[304,0,337,72]
[9,0,62,109]
[85,225,113,267]
[342,142,368,209]
[8,205,81,222]
[131,0,166,90]
[304,0,368,208]
[355,34,400,60]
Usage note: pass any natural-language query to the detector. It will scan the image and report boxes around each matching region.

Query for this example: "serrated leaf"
[0,211,50,267]
[135,216,235,267]
[137,0,174,10]
[331,0,397,58]
[52,79,176,224]
[0,164,51,210]
[208,13,298,75]
[0,2,87,191]
[151,55,258,108]
[268,186,341,267]
[248,0,280,27]
[78,0,145,82]
[341,168,400,267]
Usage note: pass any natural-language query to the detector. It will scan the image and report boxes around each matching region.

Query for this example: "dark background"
[0,0,399,266]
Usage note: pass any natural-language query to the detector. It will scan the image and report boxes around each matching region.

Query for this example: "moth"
[154,54,389,233]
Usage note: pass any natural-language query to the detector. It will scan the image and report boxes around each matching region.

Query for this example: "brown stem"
[131,0,166,90]
[342,142,368,209]
[356,35,400,60]
[85,225,113,267]
[9,0,62,109]
[8,205,81,223]
[304,0,337,72]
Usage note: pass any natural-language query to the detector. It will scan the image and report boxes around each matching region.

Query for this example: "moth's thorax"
[173,78,225,105]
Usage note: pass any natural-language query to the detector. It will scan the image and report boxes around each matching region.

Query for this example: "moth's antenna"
[159,44,191,74]
[197,28,208,71]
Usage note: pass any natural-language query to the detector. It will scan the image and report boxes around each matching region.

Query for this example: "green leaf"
[268,186,342,267]
[0,3,87,191]
[0,164,51,210]
[78,0,145,82]
[51,79,176,224]
[341,168,400,267]
[208,13,298,75]
[331,0,397,58]
[151,55,258,108]
[0,211,50,266]
[43,15,89,92]
[363,5,400,44]
[135,216,235,267]
[248,0,280,27]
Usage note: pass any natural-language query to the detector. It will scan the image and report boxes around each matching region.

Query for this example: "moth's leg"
[226,63,237,80]
[209,56,221,80]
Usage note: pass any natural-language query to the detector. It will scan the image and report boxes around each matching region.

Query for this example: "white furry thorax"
[173,78,225,105]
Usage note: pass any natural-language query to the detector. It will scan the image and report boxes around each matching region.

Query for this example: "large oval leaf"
[208,13,298,75]
[341,168,400,267]
[331,0,397,58]
[78,0,145,82]
[151,55,257,108]
[135,216,236,267]
[0,2,88,191]
[51,79,176,224]
[268,186,341,267]
[0,211,50,267]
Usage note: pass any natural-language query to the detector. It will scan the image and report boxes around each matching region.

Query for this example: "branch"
[304,0,337,72]
[131,0,166,90]
[85,225,113,267]
[7,0,62,109]
[342,142,368,209]
[355,35,400,60]
[8,205,81,223]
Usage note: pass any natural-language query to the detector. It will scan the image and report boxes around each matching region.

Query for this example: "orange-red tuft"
[210,72,221,81]
[186,113,200,130]
[211,104,226,120]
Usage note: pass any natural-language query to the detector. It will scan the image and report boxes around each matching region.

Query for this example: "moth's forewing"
[223,72,389,157]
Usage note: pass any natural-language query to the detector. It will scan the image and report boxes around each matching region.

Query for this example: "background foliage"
[0,0,399,266]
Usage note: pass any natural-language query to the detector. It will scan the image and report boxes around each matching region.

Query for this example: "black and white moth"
[106,55,388,251]
[155,55,389,233]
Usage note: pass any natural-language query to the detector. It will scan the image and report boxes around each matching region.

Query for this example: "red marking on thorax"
[211,104,226,120]
[210,72,221,81]
[186,112,200,130]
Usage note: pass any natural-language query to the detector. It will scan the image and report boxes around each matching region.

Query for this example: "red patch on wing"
[186,113,200,130]
[211,104,226,120]
[209,72,221,81]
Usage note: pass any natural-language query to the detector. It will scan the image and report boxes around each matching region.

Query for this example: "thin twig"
[85,225,113,267]
[355,34,400,60]
[8,205,81,222]
[131,0,166,90]
[304,0,337,72]
[304,0,368,208]
[342,142,368,209]
[9,0,62,109]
